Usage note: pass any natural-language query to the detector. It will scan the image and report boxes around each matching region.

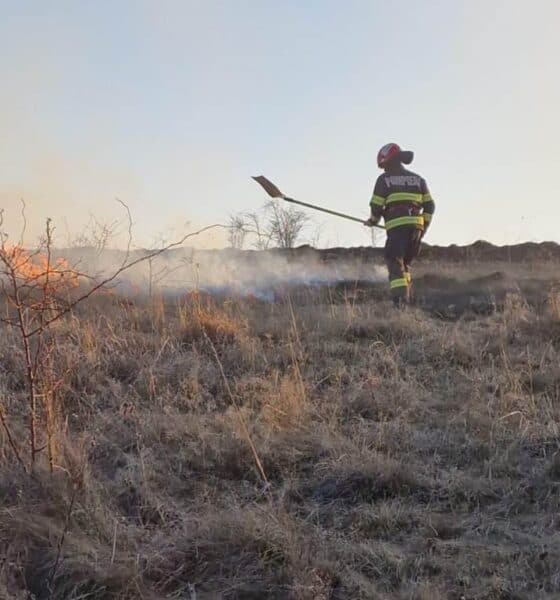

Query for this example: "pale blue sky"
[1,1,559,247]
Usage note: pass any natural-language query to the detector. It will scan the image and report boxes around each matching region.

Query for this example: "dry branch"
[26,222,227,337]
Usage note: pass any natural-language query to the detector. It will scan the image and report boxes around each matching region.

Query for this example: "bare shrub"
[0,205,225,471]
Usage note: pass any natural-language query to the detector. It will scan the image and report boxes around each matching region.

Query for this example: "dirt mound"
[300,240,560,264]
[419,240,560,263]
[161,240,560,270]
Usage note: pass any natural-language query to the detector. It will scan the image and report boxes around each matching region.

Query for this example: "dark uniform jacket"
[370,166,435,231]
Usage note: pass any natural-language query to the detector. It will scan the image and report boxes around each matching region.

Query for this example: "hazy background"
[1,1,558,248]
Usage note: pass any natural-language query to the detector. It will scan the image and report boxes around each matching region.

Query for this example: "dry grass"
[1,264,560,599]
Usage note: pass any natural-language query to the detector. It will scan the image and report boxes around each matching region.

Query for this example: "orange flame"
[0,244,80,292]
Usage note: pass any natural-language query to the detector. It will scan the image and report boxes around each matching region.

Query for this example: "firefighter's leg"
[403,267,413,303]
[390,270,409,306]
[404,229,423,304]
[385,231,409,306]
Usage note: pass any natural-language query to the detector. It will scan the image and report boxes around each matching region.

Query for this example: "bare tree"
[227,215,248,250]
[245,211,273,250]
[227,202,310,251]
[264,200,309,249]
[71,214,119,254]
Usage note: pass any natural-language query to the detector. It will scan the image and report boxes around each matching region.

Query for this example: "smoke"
[59,246,386,300]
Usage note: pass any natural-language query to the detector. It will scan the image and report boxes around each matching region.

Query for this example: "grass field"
[1,262,560,599]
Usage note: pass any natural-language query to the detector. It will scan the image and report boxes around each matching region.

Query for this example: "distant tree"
[70,214,118,253]
[228,201,310,250]
[265,200,309,249]
[244,211,273,250]
[227,214,248,249]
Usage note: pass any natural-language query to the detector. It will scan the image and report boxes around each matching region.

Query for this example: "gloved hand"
[364,217,379,227]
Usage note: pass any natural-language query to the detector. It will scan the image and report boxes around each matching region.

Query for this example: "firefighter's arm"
[366,179,386,227]
[421,178,435,234]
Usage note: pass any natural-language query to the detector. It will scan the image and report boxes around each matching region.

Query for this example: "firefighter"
[366,143,435,306]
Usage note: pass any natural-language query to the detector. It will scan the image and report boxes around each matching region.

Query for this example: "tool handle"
[282,196,385,229]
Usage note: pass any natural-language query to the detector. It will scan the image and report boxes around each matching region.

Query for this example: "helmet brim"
[400,150,414,164]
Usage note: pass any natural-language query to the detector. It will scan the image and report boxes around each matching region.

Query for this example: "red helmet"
[377,143,414,168]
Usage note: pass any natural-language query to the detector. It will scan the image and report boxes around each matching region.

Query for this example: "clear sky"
[1,1,559,248]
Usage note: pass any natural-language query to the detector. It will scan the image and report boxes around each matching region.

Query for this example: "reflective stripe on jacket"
[370,167,435,230]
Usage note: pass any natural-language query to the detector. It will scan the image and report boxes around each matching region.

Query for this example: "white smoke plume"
[59,246,386,301]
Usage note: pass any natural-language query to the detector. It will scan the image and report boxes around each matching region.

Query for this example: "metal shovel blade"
[252,176,284,199]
